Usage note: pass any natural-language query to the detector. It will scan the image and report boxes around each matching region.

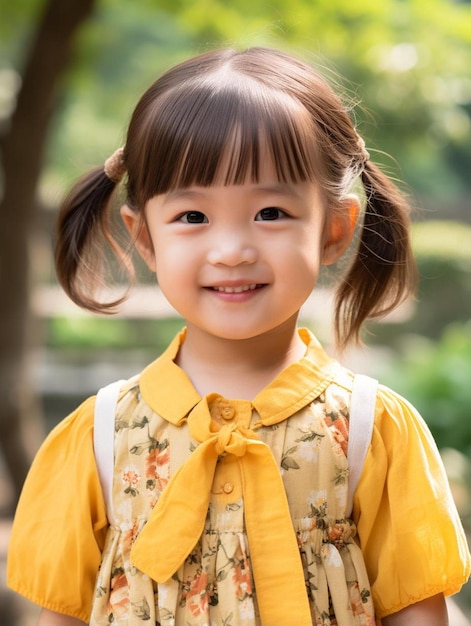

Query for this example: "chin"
[204,324,286,342]
[213,330,262,341]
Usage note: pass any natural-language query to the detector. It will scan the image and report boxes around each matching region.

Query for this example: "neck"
[176,319,307,399]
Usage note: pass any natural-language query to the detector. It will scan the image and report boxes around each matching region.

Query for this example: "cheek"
[277,248,320,294]
[278,230,323,273]
[153,245,194,290]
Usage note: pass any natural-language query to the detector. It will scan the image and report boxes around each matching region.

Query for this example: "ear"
[120,205,156,272]
[321,195,360,266]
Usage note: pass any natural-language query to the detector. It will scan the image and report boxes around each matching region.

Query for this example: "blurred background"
[0,0,470,623]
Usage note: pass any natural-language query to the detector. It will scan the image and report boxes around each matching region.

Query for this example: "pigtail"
[334,160,417,346]
[54,164,134,313]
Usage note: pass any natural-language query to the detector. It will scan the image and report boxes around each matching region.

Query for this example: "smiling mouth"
[209,284,263,294]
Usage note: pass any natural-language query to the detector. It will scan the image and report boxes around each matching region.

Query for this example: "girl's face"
[122,159,358,343]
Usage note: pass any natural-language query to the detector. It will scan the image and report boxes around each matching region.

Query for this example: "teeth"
[213,284,258,293]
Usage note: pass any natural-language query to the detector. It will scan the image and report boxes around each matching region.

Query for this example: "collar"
[139,327,340,426]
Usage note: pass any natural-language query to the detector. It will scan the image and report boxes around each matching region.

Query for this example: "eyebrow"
[164,182,305,204]
[252,183,305,199]
[163,189,205,203]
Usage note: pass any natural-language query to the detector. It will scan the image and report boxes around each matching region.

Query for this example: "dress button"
[223,482,234,494]
[220,405,236,421]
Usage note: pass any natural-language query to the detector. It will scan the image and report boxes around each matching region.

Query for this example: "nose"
[206,231,258,266]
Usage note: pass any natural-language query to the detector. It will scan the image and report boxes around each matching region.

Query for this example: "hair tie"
[104,147,126,183]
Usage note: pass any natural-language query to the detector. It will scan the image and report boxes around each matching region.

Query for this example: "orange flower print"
[233,559,252,600]
[122,465,141,497]
[107,567,130,621]
[331,426,348,457]
[335,414,349,443]
[327,523,351,549]
[324,414,348,457]
[145,445,170,492]
[186,571,210,618]
[123,518,141,547]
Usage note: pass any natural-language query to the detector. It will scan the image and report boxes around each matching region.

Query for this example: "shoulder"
[355,381,446,501]
[373,383,436,447]
[325,364,440,467]
[40,395,96,456]
[328,361,428,436]
[37,373,142,458]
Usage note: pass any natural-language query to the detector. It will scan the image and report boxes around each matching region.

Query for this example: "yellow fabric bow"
[131,393,313,625]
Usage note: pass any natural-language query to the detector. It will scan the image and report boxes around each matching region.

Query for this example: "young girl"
[8,47,470,626]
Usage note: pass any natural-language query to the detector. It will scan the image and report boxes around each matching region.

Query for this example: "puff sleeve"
[353,385,470,619]
[7,396,107,622]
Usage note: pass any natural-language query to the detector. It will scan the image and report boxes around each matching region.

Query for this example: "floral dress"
[8,328,470,623]
[90,369,375,626]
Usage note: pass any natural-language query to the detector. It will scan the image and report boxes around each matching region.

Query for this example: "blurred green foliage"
[370,220,471,344]
[1,0,471,211]
[377,221,471,457]
[411,221,471,337]
[46,316,184,352]
[381,322,471,456]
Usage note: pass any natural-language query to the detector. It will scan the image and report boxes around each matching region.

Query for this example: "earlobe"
[321,195,360,266]
[120,205,156,271]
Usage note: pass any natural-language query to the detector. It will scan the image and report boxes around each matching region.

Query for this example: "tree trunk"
[0,0,96,510]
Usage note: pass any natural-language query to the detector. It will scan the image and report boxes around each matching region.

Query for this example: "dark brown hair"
[55,46,416,346]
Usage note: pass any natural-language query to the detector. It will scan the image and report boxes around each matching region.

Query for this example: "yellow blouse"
[7,328,470,622]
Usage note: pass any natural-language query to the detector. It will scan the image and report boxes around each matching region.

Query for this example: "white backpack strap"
[346,374,378,517]
[93,380,125,524]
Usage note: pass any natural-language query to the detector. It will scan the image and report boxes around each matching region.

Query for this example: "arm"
[7,398,108,624]
[355,388,470,622]
[381,593,448,626]
[37,609,87,626]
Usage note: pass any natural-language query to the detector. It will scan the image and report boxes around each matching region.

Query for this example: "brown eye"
[255,207,285,221]
[180,211,208,224]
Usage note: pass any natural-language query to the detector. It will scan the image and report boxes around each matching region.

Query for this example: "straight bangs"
[127,79,324,208]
